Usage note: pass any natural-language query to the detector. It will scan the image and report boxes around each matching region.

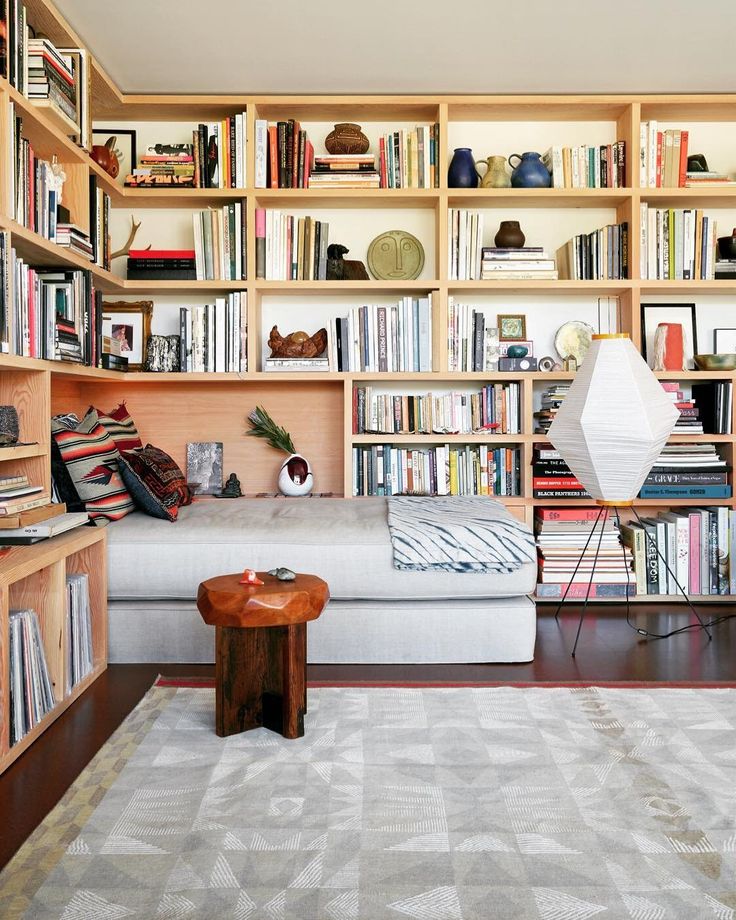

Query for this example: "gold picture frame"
[102,301,153,370]
[497,314,527,342]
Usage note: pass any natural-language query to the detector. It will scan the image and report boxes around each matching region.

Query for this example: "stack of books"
[54,224,93,259]
[0,476,44,515]
[448,209,484,281]
[543,142,626,189]
[534,386,570,435]
[9,608,56,745]
[178,294,247,373]
[193,115,247,188]
[639,443,731,500]
[127,248,196,281]
[481,246,557,281]
[639,123,690,187]
[378,125,440,188]
[309,154,380,188]
[67,574,94,689]
[26,37,77,125]
[254,119,314,188]
[535,508,634,599]
[0,501,67,530]
[639,205,716,280]
[192,202,246,281]
[255,209,328,281]
[127,143,195,188]
[331,296,433,373]
[447,299,499,372]
[264,357,329,373]
[352,383,521,435]
[685,171,736,188]
[0,509,87,544]
[353,444,521,496]
[662,382,704,434]
[621,508,736,597]
[715,260,736,280]
[532,443,590,499]
[557,222,629,280]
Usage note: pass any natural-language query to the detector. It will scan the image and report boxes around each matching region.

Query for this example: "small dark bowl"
[717,235,736,260]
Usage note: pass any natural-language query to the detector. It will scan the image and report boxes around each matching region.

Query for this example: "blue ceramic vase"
[508,151,551,188]
[448,148,479,188]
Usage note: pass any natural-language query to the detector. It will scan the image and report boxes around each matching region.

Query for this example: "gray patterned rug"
[3,684,736,919]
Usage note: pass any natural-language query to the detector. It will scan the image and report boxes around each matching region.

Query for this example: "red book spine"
[292,121,300,188]
[268,125,278,189]
[532,477,585,489]
[656,132,663,187]
[304,139,314,188]
[379,136,387,188]
[678,130,689,188]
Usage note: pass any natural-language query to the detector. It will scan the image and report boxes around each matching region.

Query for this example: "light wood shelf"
[253,188,440,209]
[447,188,631,208]
[0,444,47,461]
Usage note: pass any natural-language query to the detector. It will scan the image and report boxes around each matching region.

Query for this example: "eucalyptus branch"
[247,406,296,455]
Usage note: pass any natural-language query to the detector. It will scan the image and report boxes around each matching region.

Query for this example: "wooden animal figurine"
[326,244,369,281]
[268,326,328,358]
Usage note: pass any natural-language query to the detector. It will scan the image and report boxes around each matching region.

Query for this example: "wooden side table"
[197,572,329,739]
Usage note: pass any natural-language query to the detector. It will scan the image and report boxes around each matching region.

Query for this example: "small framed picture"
[497,314,527,341]
[498,339,534,357]
[92,129,137,186]
[714,328,736,354]
[101,301,153,371]
[641,303,697,369]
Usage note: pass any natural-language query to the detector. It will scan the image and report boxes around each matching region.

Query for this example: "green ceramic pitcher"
[475,155,511,189]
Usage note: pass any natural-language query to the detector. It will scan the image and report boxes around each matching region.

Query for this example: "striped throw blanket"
[387,496,536,573]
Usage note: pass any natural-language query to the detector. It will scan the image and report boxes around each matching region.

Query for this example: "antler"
[111,216,147,260]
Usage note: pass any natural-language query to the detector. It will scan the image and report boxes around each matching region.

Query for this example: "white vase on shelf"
[278,454,314,497]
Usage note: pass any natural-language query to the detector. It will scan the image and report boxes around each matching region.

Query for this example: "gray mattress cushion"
[106,498,536,601]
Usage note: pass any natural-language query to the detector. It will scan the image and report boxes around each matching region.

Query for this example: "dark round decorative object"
[448,148,479,188]
[325,123,369,155]
[0,406,19,446]
[494,220,526,248]
[506,345,529,358]
[717,228,736,260]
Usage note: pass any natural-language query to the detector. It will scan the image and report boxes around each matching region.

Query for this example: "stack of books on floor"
[9,608,56,745]
[557,222,629,279]
[352,383,521,435]
[639,123,690,187]
[535,507,634,599]
[447,299,499,372]
[192,201,246,280]
[662,382,703,434]
[193,115,247,187]
[534,386,571,435]
[481,246,557,280]
[378,125,440,188]
[639,443,731,499]
[620,508,736,596]
[448,209,484,281]
[178,293,247,373]
[309,154,379,188]
[127,143,195,188]
[0,509,87,544]
[331,296,433,372]
[67,573,94,689]
[54,223,93,259]
[127,248,196,281]
[639,205,716,279]
[532,443,590,499]
[352,444,521,496]
[255,209,328,280]
[26,36,77,125]
[543,142,626,188]
[253,119,313,188]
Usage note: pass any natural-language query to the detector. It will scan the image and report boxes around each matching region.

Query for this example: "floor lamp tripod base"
[553,500,712,658]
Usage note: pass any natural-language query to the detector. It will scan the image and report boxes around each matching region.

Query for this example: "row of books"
[89,178,111,270]
[254,209,328,280]
[352,444,522,496]
[377,125,440,188]
[66,574,94,691]
[481,246,557,280]
[352,383,522,435]
[330,297,433,373]
[661,380,733,438]
[9,608,55,746]
[192,202,246,281]
[556,222,629,280]
[639,205,717,280]
[178,294,247,373]
[639,123,691,188]
[448,209,484,281]
[543,142,626,189]
[191,118,247,188]
[10,107,64,242]
[447,299,501,372]
[254,119,314,189]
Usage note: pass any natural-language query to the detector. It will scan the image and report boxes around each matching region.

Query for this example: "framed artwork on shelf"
[92,129,137,186]
[186,442,224,495]
[713,328,736,354]
[641,303,697,370]
[101,301,153,371]
[497,314,527,341]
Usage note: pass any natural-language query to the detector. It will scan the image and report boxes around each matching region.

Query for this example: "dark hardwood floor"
[2,604,735,870]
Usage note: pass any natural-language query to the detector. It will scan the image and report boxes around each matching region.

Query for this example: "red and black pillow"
[118,445,192,522]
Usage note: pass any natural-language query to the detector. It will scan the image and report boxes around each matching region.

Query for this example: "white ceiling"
[56,0,736,95]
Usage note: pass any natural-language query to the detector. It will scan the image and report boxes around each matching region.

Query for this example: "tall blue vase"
[448,148,479,188]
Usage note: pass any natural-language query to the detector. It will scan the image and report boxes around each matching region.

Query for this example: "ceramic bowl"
[694,354,736,371]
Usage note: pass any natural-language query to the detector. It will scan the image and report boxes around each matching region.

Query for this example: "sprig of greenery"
[246,406,296,455]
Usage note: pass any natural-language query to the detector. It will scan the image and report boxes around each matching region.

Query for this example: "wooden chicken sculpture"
[268,326,328,359]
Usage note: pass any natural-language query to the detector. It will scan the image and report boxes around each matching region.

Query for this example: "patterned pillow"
[119,445,191,522]
[87,403,143,452]
[51,414,135,523]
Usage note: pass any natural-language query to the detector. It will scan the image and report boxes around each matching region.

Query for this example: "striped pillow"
[88,403,143,452]
[51,413,135,523]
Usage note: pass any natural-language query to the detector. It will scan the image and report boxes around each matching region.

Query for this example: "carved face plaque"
[367,230,425,281]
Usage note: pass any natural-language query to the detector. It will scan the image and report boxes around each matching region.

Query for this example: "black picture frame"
[713,328,736,354]
[92,128,137,186]
[641,303,698,369]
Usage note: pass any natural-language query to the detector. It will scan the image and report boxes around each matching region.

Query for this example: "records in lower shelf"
[331,296,432,372]
[192,202,246,281]
[352,443,521,496]
[639,443,731,500]
[353,383,521,435]
[67,573,93,691]
[9,608,56,746]
[557,222,629,280]
[639,205,716,280]
[179,293,247,372]
[255,210,328,280]
[543,142,626,189]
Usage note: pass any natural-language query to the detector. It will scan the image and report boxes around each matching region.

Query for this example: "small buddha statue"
[220,472,242,498]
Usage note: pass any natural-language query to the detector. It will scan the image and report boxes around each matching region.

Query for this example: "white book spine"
[255,119,267,188]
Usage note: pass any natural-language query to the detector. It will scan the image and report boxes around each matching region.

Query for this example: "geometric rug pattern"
[3,685,736,919]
